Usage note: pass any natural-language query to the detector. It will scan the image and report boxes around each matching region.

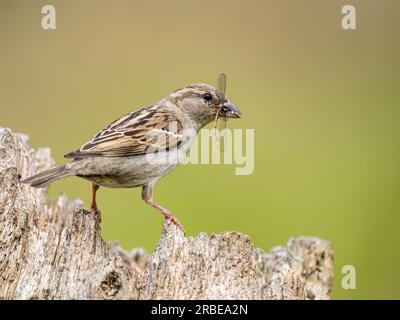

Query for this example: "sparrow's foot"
[163,214,185,233]
[141,184,185,233]
[91,207,102,223]
[90,183,101,222]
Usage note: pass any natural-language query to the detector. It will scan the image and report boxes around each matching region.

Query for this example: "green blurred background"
[1,0,399,299]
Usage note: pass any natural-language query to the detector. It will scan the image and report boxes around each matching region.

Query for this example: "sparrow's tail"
[20,165,73,188]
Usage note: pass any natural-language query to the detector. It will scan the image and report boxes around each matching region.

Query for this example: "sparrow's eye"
[202,93,213,102]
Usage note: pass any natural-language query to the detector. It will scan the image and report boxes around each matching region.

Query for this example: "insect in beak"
[221,99,242,118]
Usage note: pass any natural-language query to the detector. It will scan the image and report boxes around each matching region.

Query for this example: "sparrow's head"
[168,83,241,128]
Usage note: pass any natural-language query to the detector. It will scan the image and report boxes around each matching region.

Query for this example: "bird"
[21,82,241,232]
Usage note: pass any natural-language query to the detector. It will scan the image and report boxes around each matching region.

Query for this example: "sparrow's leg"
[91,183,101,222]
[141,184,184,232]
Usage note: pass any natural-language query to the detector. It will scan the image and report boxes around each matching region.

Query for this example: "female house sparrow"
[22,83,241,231]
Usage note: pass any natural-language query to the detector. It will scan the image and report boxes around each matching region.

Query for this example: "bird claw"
[91,207,102,223]
[163,215,185,234]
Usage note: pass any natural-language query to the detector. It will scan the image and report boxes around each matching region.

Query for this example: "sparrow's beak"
[221,99,242,118]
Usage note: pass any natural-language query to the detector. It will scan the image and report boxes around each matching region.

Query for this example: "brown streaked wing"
[64,107,184,158]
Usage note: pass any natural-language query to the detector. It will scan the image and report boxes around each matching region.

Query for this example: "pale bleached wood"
[0,128,334,300]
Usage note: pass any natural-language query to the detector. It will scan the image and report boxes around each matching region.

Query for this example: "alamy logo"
[341,5,357,30]
[41,5,56,30]
[341,265,356,290]
[143,122,255,176]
